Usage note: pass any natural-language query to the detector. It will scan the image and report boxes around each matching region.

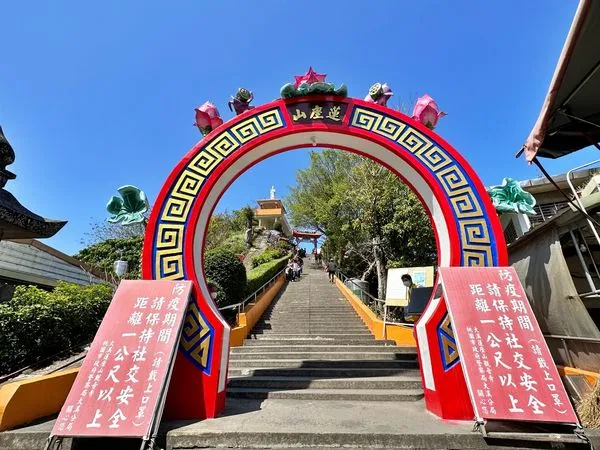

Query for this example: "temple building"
[255,186,292,237]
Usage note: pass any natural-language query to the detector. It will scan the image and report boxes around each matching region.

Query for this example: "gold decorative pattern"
[153,108,285,279]
[438,314,459,370]
[350,106,494,266]
[180,301,213,372]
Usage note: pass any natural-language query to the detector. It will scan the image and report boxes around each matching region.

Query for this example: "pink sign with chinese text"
[52,280,192,438]
[439,267,577,424]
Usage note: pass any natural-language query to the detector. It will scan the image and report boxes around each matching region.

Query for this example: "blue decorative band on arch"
[349,106,498,267]
[151,107,286,280]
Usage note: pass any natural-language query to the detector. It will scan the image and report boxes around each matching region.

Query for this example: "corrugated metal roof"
[0,241,105,287]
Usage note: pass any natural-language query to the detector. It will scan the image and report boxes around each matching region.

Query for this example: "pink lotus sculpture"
[194,102,224,136]
[412,95,446,130]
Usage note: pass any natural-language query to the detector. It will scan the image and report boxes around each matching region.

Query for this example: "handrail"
[336,270,384,304]
[218,267,287,319]
[542,333,600,368]
[542,333,600,343]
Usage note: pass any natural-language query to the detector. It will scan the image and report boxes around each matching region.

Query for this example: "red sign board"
[52,280,192,438]
[439,267,578,424]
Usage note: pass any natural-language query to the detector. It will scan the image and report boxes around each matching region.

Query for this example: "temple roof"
[0,189,66,239]
[257,198,286,213]
[293,230,322,239]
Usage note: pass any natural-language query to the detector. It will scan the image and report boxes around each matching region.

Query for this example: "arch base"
[416,299,474,420]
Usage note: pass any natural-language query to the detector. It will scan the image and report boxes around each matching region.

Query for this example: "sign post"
[46,280,193,450]
[438,267,578,426]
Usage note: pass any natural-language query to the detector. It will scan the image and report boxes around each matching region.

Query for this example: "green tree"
[286,150,435,298]
[74,236,143,279]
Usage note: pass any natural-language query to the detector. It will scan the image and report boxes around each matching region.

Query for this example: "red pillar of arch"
[142,96,507,421]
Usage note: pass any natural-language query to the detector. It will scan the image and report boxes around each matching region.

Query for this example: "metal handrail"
[218,267,287,318]
[543,333,600,368]
[336,270,384,304]
[542,333,600,343]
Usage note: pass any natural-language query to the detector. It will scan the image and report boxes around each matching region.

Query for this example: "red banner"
[52,280,192,438]
[439,267,577,424]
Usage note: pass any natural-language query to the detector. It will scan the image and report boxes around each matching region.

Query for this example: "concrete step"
[167,430,542,450]
[263,311,358,314]
[260,316,362,321]
[228,375,423,390]
[226,387,424,401]
[256,323,365,328]
[246,333,376,340]
[249,330,373,336]
[227,367,419,377]
[261,315,360,320]
[228,359,419,369]
[231,345,411,354]
[251,327,369,332]
[243,338,393,346]
[229,352,415,361]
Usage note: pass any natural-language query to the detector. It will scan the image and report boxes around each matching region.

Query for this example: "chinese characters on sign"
[52,280,193,439]
[439,267,577,424]
[286,102,348,125]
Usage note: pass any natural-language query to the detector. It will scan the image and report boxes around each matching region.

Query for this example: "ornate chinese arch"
[142,95,507,421]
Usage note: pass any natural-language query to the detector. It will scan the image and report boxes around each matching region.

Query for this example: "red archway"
[142,95,507,421]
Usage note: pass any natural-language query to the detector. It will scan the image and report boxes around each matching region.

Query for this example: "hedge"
[0,282,114,376]
[204,248,247,308]
[251,248,285,268]
[247,255,290,295]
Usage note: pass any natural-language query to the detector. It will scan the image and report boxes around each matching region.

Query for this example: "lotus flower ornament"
[107,185,150,225]
[280,67,347,98]
[194,102,224,136]
[412,95,446,130]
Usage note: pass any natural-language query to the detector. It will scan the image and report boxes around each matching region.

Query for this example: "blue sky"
[1,0,594,255]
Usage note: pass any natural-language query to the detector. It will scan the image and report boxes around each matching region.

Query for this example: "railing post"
[560,338,575,367]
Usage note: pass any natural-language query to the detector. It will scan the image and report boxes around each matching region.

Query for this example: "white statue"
[270,185,276,200]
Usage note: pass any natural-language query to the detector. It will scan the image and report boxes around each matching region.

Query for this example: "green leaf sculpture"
[488,178,537,216]
[106,185,150,225]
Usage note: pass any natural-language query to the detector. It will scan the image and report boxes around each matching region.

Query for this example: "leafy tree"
[286,149,435,298]
[80,218,146,246]
[74,236,143,280]
[206,213,234,250]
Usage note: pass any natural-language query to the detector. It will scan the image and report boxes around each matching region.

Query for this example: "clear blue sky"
[1,0,595,255]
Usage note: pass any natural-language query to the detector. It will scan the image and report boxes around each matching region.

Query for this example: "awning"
[522,0,600,162]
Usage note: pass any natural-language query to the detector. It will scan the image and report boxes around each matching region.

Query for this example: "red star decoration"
[294,67,327,88]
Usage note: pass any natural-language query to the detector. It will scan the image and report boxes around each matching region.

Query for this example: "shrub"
[247,255,290,295]
[74,236,143,279]
[251,248,285,268]
[0,282,114,376]
[204,248,247,308]
[217,233,247,255]
[276,240,292,252]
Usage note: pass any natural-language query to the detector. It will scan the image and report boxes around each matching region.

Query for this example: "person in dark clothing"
[326,259,337,283]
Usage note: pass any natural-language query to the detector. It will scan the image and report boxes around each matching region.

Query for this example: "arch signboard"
[142,94,507,421]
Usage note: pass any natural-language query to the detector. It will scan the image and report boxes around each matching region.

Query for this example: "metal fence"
[336,271,386,317]
[218,268,286,327]
[543,333,600,373]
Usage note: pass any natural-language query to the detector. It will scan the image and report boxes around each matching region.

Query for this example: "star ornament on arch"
[294,67,327,88]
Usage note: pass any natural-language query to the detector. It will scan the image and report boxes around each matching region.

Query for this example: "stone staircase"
[227,264,423,403]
